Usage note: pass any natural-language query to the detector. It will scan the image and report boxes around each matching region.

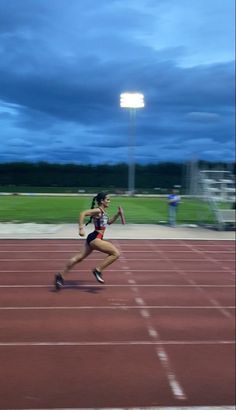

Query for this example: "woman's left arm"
[108,210,120,225]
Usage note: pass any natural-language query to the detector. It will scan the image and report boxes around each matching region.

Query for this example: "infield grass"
[0,195,215,224]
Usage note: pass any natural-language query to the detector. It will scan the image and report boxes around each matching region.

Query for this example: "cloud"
[186,112,220,121]
[0,0,235,165]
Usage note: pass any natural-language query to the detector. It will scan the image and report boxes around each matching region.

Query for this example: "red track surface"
[0,239,235,409]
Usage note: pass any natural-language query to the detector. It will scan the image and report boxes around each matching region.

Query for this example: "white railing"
[199,170,235,230]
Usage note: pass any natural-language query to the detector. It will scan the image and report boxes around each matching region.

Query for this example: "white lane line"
[182,240,236,280]
[135,297,145,306]
[184,242,234,257]
[183,243,235,269]
[0,340,234,346]
[140,309,150,318]
[0,306,234,310]
[150,241,235,321]
[148,326,158,338]
[119,246,186,402]
[156,344,186,400]
[223,266,235,275]
[3,406,236,410]
[209,298,233,319]
[1,249,235,253]
[131,286,139,293]
[0,250,86,253]
[0,284,234,288]
[184,278,233,320]
[180,274,234,320]
[0,269,232,273]
[1,258,234,262]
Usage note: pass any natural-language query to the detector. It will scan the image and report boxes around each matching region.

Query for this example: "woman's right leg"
[89,239,120,283]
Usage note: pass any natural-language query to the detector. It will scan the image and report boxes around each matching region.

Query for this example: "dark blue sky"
[0,0,235,164]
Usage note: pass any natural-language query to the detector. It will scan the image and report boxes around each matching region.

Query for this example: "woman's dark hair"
[94,192,107,205]
[85,192,108,226]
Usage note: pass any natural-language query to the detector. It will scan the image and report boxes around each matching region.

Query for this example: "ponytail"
[85,195,97,226]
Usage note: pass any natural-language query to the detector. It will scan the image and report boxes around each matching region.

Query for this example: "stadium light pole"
[120,92,145,195]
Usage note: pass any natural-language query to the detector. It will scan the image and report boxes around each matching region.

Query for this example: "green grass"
[0,195,215,224]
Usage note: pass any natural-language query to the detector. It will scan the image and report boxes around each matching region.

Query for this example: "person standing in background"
[167,188,181,227]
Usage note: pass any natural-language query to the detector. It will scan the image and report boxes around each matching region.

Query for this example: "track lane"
[0,239,235,409]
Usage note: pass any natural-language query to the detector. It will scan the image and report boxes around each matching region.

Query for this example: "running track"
[0,239,235,410]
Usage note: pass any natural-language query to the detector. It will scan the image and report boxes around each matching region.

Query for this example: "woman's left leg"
[55,242,92,290]
[62,242,93,277]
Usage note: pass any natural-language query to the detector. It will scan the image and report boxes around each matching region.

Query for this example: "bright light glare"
[120,92,145,108]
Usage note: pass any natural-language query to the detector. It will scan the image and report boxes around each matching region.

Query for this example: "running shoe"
[92,268,104,284]
[55,272,64,290]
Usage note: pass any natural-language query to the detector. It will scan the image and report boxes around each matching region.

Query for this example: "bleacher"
[199,170,235,230]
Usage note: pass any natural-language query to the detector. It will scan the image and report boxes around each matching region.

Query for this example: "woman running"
[54,192,121,290]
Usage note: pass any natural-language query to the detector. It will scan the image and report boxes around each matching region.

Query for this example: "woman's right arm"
[78,208,100,236]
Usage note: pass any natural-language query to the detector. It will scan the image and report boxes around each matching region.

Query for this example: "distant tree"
[0,161,234,190]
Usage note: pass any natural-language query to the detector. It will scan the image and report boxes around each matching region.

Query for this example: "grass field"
[0,195,215,224]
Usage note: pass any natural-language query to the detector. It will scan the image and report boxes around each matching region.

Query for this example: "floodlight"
[120,92,145,108]
[119,92,145,195]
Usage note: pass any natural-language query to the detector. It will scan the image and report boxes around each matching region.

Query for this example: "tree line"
[0,161,234,192]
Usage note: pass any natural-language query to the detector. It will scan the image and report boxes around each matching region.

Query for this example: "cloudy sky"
[0,0,235,165]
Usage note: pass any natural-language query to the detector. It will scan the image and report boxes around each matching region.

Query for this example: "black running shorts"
[87,231,104,245]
